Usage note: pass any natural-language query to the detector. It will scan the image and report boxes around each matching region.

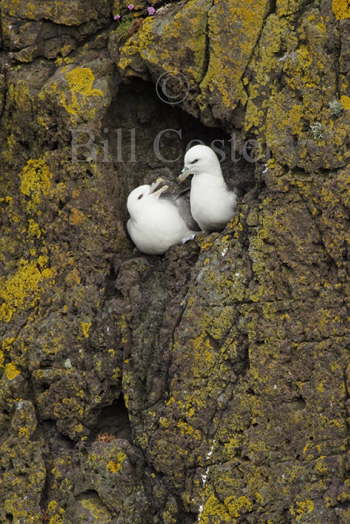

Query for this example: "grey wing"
[173,189,200,231]
[156,179,200,230]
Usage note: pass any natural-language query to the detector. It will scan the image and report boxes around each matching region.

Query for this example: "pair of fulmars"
[127,145,237,255]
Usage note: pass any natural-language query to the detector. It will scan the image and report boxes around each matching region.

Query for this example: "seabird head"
[127,179,169,217]
[179,145,222,182]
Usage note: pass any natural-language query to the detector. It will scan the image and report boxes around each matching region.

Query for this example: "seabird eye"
[190,159,199,164]
[138,194,143,200]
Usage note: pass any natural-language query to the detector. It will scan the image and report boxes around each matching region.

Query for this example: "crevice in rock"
[91,394,132,441]
[269,0,276,14]
[38,420,75,515]
[0,59,9,125]
[334,23,342,100]
[343,367,350,459]
[104,258,119,299]
[177,509,198,524]
[198,0,214,85]
[240,0,277,100]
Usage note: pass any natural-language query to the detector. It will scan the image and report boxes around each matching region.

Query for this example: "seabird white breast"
[126,178,197,255]
[179,145,237,232]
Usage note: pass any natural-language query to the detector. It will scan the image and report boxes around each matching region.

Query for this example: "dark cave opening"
[92,394,131,441]
[101,78,258,223]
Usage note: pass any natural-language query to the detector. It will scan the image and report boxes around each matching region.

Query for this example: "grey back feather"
[159,184,200,232]
[174,189,201,232]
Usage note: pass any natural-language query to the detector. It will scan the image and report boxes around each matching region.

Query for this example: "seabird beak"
[150,177,165,193]
[152,185,169,198]
[178,166,191,182]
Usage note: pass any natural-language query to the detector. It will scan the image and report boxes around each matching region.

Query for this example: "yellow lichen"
[340,95,350,110]
[177,421,202,440]
[74,423,84,433]
[0,258,55,322]
[255,492,265,505]
[47,499,65,524]
[28,219,42,238]
[48,501,59,512]
[80,321,91,338]
[199,0,269,111]
[314,457,328,474]
[19,159,52,212]
[290,499,315,519]
[4,499,28,521]
[4,362,21,380]
[224,437,241,454]
[106,460,122,473]
[69,208,86,225]
[66,67,103,97]
[118,1,209,83]
[18,426,30,438]
[332,0,350,20]
[0,338,15,368]
[111,366,122,380]
[0,196,13,203]
[316,382,325,392]
[80,496,112,520]
[61,67,103,116]
[117,314,129,345]
[199,495,231,523]
[106,451,127,473]
[225,495,253,518]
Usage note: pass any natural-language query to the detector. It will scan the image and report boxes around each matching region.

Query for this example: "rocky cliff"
[1,0,350,522]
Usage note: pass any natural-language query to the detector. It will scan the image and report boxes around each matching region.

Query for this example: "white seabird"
[127,178,198,255]
[179,145,237,232]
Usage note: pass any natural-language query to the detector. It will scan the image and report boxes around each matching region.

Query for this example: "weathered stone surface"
[2,0,111,26]
[246,6,350,172]
[198,0,270,127]
[1,0,112,62]
[116,0,270,127]
[1,0,350,523]
[0,400,46,522]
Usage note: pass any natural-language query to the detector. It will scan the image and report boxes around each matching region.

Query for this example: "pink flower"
[114,14,121,21]
[147,6,156,15]
[127,4,135,10]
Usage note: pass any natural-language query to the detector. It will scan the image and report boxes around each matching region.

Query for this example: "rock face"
[1,1,350,522]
